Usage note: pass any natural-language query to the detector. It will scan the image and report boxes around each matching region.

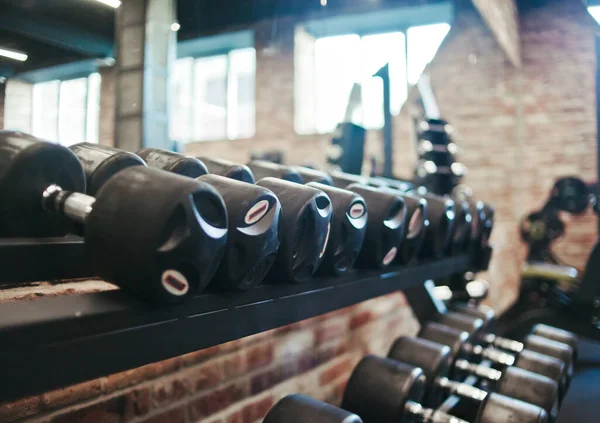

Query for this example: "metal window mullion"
[224,53,231,140]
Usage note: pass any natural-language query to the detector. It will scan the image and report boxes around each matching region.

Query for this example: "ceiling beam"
[471,0,522,67]
[0,6,113,58]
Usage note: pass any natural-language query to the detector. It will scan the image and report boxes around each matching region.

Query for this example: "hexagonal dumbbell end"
[306,182,367,276]
[293,166,333,185]
[69,143,145,195]
[85,167,228,303]
[137,148,208,178]
[0,131,86,237]
[345,184,406,269]
[264,394,362,423]
[257,178,332,283]
[197,157,256,183]
[198,174,281,290]
[531,324,578,361]
[248,160,303,183]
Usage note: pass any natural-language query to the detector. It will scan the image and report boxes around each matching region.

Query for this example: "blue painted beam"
[0,7,113,58]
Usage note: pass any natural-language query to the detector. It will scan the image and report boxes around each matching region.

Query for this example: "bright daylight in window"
[170,47,256,143]
[588,6,600,24]
[306,23,450,134]
[31,73,101,146]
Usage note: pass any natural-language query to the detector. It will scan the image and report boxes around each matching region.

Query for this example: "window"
[170,47,256,142]
[297,23,449,134]
[31,73,101,146]
[588,6,600,24]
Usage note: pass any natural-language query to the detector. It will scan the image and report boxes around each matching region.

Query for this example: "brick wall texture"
[1,0,598,421]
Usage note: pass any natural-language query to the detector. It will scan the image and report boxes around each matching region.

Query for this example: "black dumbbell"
[370,175,415,193]
[197,157,256,183]
[306,182,367,276]
[136,149,281,290]
[409,191,456,259]
[264,394,362,423]
[379,189,429,264]
[436,311,575,387]
[293,166,334,185]
[257,178,332,282]
[0,132,228,303]
[452,305,578,360]
[70,142,146,196]
[248,160,303,183]
[342,355,548,423]
[452,199,473,254]
[420,322,568,399]
[138,148,208,177]
[389,336,559,421]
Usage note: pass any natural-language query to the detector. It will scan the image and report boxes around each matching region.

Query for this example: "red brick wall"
[393,0,598,311]
[0,293,417,423]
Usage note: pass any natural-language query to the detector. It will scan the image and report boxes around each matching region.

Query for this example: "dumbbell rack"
[0,253,473,401]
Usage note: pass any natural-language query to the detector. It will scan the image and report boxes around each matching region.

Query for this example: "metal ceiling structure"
[0,0,447,77]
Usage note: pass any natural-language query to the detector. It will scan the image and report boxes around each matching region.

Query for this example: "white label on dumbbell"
[244,200,270,225]
[382,247,397,266]
[161,270,189,296]
[349,202,365,219]
[320,223,331,258]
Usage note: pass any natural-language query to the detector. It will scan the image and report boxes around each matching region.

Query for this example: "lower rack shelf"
[0,254,470,401]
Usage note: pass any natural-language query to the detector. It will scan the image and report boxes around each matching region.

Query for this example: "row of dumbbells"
[264,312,577,423]
[0,131,492,304]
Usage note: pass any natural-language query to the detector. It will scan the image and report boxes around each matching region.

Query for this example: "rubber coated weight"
[342,355,427,423]
[247,160,303,183]
[523,335,574,386]
[264,394,363,423]
[345,183,406,269]
[256,178,332,283]
[137,148,208,178]
[69,143,145,195]
[370,175,415,192]
[532,325,578,360]
[435,312,486,340]
[453,304,496,330]
[293,166,334,185]
[329,170,369,189]
[306,182,367,276]
[419,322,568,395]
[452,200,473,254]
[413,192,456,259]
[198,157,255,183]
[480,202,495,247]
[390,336,559,420]
[86,167,228,303]
[477,392,548,423]
[0,131,86,237]
[396,193,429,264]
[198,174,280,290]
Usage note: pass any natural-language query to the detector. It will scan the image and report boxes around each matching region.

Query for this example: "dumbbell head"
[531,324,578,361]
[453,304,496,330]
[0,131,86,236]
[256,178,332,282]
[293,166,333,185]
[513,349,568,398]
[435,312,485,339]
[198,157,255,183]
[480,202,495,246]
[329,170,368,189]
[477,391,548,423]
[137,148,208,178]
[413,192,456,259]
[419,322,470,362]
[342,355,427,423]
[198,174,280,290]
[388,336,452,407]
[264,394,362,423]
[248,160,303,183]
[370,176,415,192]
[69,143,146,195]
[452,200,473,254]
[523,334,574,386]
[85,167,228,303]
[306,182,367,276]
[346,183,406,269]
[495,366,560,421]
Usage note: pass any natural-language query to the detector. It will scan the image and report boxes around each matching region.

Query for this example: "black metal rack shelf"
[0,255,470,401]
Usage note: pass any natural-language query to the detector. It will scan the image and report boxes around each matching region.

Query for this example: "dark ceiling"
[0,0,445,77]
